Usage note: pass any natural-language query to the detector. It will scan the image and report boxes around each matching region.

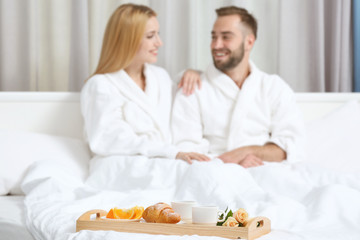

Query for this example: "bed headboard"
[296,93,360,122]
[0,92,83,139]
[1,92,360,139]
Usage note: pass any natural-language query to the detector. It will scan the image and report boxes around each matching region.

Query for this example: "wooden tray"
[76,209,271,240]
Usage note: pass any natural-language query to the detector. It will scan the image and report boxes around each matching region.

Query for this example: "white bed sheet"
[22,157,360,240]
[0,195,34,240]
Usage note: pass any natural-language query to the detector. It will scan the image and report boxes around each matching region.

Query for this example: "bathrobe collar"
[105,63,166,139]
[205,61,259,98]
[205,61,261,150]
[205,63,239,100]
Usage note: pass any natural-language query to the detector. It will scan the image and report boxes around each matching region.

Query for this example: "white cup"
[171,201,197,221]
[192,206,225,225]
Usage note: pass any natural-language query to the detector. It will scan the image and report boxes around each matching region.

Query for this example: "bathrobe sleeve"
[171,88,210,154]
[266,77,305,162]
[81,76,179,159]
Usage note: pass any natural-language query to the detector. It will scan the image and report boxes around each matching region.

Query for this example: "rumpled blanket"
[22,157,360,240]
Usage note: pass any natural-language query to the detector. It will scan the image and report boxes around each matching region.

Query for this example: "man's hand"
[218,143,286,167]
[218,147,264,168]
[176,152,210,164]
[218,146,254,164]
[178,69,202,96]
[239,154,264,168]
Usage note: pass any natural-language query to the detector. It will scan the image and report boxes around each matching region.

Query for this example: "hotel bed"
[1,92,360,240]
[0,195,33,240]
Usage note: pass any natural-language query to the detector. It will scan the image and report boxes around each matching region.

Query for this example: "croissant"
[142,202,181,224]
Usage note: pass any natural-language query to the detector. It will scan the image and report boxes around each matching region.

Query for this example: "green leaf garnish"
[217,207,233,226]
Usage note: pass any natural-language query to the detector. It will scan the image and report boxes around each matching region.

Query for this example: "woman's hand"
[176,152,210,164]
[178,69,202,96]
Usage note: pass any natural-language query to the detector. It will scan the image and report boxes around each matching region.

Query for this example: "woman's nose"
[156,35,163,47]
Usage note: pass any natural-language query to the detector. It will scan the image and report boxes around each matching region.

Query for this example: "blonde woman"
[81,4,208,164]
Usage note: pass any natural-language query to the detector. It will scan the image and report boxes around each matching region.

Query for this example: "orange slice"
[114,207,135,219]
[106,208,116,219]
[131,206,144,219]
[106,208,115,219]
[106,206,144,219]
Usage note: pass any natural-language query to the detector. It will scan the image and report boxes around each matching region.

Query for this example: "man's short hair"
[216,6,258,39]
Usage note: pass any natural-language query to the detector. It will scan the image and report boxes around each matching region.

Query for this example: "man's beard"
[212,42,245,72]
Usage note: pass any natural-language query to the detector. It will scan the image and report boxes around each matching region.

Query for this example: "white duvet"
[22,157,360,240]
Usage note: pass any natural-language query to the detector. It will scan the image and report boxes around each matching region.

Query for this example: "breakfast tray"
[76,209,271,240]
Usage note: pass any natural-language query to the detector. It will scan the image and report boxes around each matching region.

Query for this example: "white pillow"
[0,130,91,195]
[305,100,360,173]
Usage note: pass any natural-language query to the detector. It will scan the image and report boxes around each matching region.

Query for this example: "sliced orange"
[106,206,145,219]
[106,208,115,219]
[131,206,144,219]
[114,207,135,219]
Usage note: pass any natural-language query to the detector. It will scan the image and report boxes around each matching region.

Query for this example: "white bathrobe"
[172,61,305,162]
[81,63,178,159]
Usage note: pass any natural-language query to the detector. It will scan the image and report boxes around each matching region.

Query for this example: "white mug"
[192,206,225,225]
[171,201,197,221]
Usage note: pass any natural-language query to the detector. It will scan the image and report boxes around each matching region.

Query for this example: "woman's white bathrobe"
[172,61,305,162]
[81,64,192,192]
[81,63,178,159]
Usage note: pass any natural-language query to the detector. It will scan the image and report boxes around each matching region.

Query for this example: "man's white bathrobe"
[172,61,305,162]
[81,63,178,159]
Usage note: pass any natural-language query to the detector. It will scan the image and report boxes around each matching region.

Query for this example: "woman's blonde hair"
[93,4,156,76]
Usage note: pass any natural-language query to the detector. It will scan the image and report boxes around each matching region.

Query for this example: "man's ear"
[245,34,255,51]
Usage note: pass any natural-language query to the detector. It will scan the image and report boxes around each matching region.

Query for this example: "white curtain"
[0,0,353,92]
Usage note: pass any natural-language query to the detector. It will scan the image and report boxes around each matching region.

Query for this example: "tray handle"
[77,209,108,221]
[246,216,271,231]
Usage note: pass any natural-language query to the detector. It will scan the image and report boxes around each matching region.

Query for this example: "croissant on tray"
[142,202,181,224]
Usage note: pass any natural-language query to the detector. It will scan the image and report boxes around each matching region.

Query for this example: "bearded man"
[171,6,305,168]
